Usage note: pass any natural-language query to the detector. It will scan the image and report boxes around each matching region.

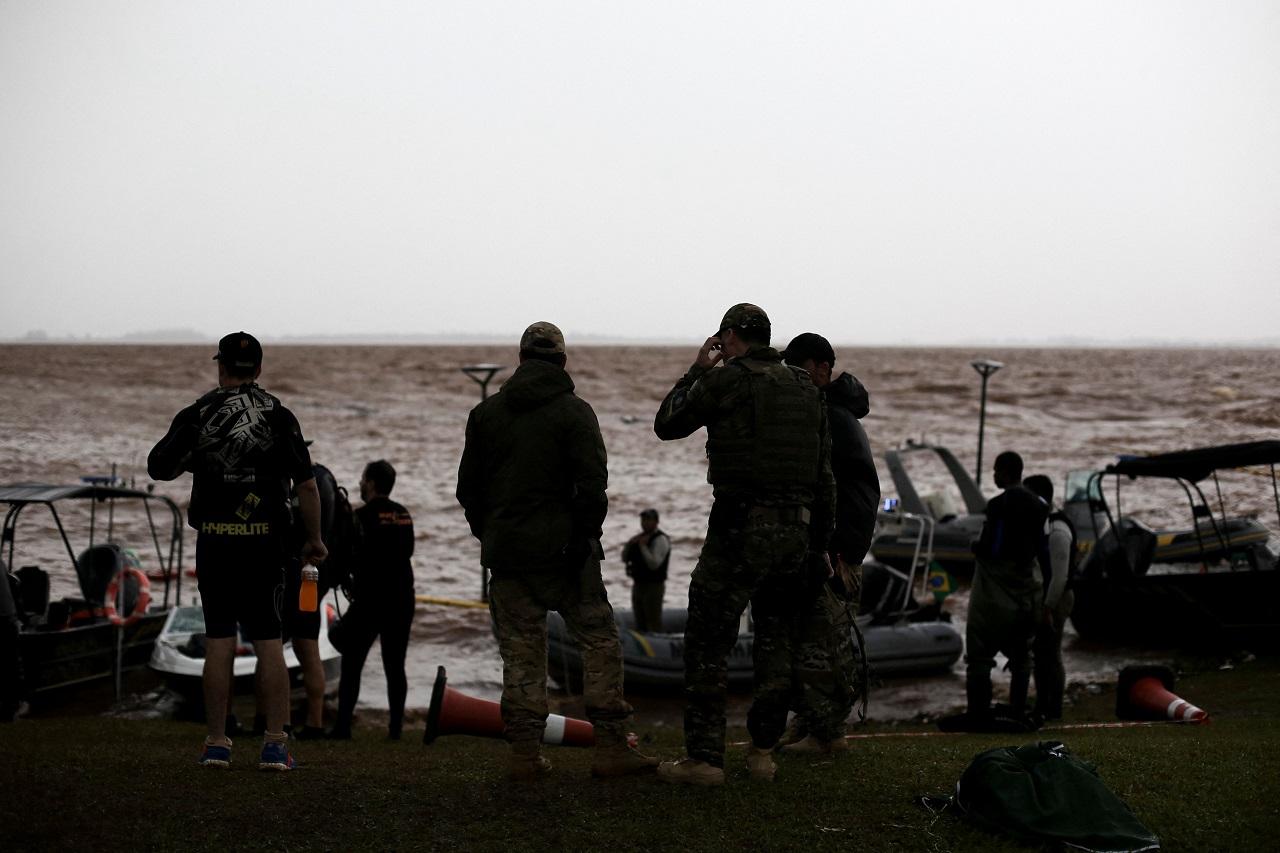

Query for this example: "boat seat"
[75,543,125,606]
[14,565,50,623]
[1094,518,1157,577]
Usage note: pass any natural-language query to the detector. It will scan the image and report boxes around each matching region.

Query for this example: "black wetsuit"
[333,496,415,737]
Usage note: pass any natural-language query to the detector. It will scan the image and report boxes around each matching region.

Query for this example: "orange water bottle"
[299,566,319,612]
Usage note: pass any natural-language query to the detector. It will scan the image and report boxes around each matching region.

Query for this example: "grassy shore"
[3,656,1279,852]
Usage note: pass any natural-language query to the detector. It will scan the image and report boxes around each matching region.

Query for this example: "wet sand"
[2,343,1277,721]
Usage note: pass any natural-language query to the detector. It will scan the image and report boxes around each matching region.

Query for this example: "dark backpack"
[293,464,356,592]
[322,483,356,592]
[921,741,1159,852]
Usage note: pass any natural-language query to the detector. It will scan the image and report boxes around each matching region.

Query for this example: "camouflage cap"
[519,321,566,354]
[717,303,770,334]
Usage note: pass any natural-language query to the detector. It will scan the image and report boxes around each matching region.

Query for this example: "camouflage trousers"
[683,518,809,768]
[488,551,632,746]
[791,577,861,742]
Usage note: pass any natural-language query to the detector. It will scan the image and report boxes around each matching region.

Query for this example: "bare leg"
[293,638,325,728]
[203,637,236,744]
[252,638,290,735]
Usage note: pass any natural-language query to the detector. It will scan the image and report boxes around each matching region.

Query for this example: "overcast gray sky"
[1,1,1277,345]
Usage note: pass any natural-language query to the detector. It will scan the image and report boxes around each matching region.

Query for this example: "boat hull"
[1071,568,1280,651]
[547,608,961,692]
[19,612,168,695]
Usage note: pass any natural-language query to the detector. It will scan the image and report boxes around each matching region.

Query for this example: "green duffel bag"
[921,741,1160,852]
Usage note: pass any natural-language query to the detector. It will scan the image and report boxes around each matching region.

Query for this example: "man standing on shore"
[329,460,416,741]
[654,304,835,785]
[457,321,657,781]
[966,451,1047,721]
[621,508,670,633]
[148,331,326,770]
[1023,474,1076,721]
[780,332,880,754]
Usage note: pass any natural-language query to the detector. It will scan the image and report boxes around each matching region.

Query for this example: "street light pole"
[461,363,504,401]
[970,359,1004,489]
[460,363,505,600]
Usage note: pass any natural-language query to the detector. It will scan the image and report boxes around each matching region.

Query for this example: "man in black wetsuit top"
[329,459,416,741]
[148,331,327,770]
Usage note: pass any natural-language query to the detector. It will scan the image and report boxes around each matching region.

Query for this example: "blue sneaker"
[258,741,298,771]
[199,742,232,769]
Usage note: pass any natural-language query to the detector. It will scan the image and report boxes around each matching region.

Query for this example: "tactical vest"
[705,358,823,492]
[1039,510,1080,587]
[625,529,671,582]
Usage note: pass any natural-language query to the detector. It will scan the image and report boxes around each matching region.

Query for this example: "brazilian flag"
[926,562,956,603]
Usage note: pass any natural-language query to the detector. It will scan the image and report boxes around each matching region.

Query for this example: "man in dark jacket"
[654,304,836,786]
[456,322,656,781]
[781,332,880,753]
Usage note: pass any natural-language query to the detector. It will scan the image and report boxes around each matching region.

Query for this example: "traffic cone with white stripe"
[1116,665,1209,723]
[422,666,596,747]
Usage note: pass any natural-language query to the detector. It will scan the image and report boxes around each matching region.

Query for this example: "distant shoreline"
[4,336,1280,350]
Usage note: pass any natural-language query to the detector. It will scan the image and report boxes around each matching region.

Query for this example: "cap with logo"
[782,332,836,367]
[717,303,770,335]
[213,331,263,371]
[519,321,566,354]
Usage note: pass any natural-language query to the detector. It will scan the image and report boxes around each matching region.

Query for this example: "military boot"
[657,758,726,786]
[776,717,807,748]
[746,745,777,781]
[508,742,552,782]
[591,742,660,778]
[780,734,849,755]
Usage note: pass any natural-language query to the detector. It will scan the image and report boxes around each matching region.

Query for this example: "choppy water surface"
[2,343,1277,721]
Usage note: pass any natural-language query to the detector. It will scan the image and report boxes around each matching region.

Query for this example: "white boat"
[149,602,343,704]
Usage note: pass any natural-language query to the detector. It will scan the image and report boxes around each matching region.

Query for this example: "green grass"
[4,658,1280,852]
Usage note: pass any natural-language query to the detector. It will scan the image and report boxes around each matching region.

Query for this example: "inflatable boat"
[547,560,962,692]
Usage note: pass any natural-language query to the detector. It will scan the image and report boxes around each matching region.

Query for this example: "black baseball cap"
[640,508,659,519]
[782,332,835,367]
[213,331,263,371]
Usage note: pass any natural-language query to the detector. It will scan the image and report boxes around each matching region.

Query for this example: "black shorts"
[282,559,321,642]
[195,533,286,641]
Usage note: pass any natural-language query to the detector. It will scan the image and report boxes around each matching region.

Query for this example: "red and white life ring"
[103,566,152,627]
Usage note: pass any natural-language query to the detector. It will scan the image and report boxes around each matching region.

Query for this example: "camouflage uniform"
[488,546,631,745]
[791,573,861,742]
[655,305,836,768]
[457,322,633,749]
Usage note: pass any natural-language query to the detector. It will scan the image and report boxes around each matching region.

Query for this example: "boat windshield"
[1065,470,1102,504]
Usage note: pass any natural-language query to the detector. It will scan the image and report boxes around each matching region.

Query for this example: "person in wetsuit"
[148,331,326,770]
[328,460,415,740]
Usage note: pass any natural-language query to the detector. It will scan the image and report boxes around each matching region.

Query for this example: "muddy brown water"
[2,344,1277,722]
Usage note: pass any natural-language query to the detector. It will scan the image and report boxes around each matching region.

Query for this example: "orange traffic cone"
[1116,665,1208,723]
[422,666,596,746]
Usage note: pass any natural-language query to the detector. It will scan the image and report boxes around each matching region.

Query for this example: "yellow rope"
[414,594,488,610]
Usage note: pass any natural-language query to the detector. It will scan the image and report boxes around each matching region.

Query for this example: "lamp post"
[970,359,1004,488]
[461,363,504,401]
[460,364,505,600]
